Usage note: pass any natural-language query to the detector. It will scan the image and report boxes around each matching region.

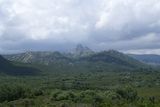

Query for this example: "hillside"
[80,50,145,68]
[129,54,160,65]
[3,48,147,71]
[0,55,39,75]
[3,51,71,65]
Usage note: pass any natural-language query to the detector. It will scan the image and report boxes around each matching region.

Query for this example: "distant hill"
[80,50,145,68]
[0,55,39,75]
[3,44,94,65]
[3,51,71,65]
[3,47,147,71]
[129,54,160,65]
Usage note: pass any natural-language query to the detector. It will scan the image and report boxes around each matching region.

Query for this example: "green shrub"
[0,84,44,103]
[0,84,28,102]
[51,90,76,101]
[116,86,138,102]
[78,90,98,103]
[51,90,62,101]
[32,88,44,96]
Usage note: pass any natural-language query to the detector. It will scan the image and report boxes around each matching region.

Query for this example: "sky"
[0,0,160,54]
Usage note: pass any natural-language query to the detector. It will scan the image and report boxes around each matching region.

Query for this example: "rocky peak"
[72,44,94,57]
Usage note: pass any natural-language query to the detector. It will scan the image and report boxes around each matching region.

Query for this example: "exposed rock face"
[3,51,71,65]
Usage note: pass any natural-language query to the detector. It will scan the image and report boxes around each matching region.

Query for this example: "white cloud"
[124,49,160,55]
[0,0,160,54]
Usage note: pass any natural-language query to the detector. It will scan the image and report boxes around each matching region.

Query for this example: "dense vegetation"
[0,63,160,107]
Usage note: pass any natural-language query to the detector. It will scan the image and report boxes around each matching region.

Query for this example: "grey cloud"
[0,0,160,54]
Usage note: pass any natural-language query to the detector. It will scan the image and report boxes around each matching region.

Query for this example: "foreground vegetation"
[0,84,160,107]
[0,65,160,107]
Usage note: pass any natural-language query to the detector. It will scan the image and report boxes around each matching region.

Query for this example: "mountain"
[3,51,71,65]
[3,45,95,65]
[0,55,39,75]
[3,46,147,71]
[80,50,145,68]
[129,54,160,65]
[70,44,94,58]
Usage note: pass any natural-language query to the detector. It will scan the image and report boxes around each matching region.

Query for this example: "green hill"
[80,50,145,68]
[3,49,148,72]
[129,54,160,65]
[0,55,39,75]
[3,51,71,65]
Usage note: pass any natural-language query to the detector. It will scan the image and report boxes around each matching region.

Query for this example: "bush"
[78,90,99,103]
[0,84,28,102]
[116,86,138,102]
[0,84,44,103]
[51,90,76,101]
[51,90,62,101]
[32,88,44,96]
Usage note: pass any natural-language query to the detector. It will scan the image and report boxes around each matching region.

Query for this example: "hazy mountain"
[3,51,71,65]
[80,50,145,68]
[129,54,160,65]
[3,48,147,70]
[70,44,94,58]
[3,44,94,65]
[0,55,39,75]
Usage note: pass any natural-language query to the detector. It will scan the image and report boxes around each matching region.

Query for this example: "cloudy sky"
[0,0,160,54]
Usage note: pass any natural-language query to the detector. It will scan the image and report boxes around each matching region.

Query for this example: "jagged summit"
[71,44,94,57]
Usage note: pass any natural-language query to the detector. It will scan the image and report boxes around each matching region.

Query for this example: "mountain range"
[2,45,148,72]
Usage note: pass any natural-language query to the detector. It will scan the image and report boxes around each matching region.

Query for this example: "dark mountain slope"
[80,50,145,68]
[0,55,39,75]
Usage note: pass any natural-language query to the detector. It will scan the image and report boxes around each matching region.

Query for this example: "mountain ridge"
[3,45,147,71]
